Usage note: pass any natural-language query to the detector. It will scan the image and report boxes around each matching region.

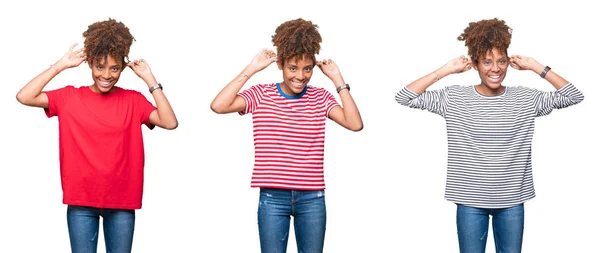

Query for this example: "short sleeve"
[43,85,75,118]
[136,92,157,129]
[238,84,266,115]
[323,89,340,117]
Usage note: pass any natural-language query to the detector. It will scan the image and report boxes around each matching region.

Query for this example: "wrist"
[144,77,159,88]
[243,66,258,77]
[51,62,66,73]
[332,77,345,88]
[436,67,452,79]
[539,66,551,78]
[336,83,350,93]
[49,65,60,74]
[237,68,254,82]
[149,83,163,94]
[532,63,545,76]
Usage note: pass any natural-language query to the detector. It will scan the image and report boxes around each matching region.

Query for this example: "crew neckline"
[277,83,307,99]
[472,85,506,98]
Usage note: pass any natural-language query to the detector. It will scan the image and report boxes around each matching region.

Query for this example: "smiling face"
[278,55,315,96]
[89,55,123,93]
[473,47,509,95]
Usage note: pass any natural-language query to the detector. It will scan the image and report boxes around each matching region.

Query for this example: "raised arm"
[16,43,86,108]
[395,56,472,117]
[210,49,277,114]
[128,59,178,130]
[317,59,363,132]
[510,55,584,116]
[509,55,569,90]
[406,55,472,94]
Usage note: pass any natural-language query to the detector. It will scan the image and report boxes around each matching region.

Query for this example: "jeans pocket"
[317,190,325,198]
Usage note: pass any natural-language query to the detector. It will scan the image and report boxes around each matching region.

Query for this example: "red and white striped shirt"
[239,83,339,190]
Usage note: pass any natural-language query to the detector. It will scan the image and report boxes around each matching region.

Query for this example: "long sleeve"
[533,83,584,117]
[395,86,450,118]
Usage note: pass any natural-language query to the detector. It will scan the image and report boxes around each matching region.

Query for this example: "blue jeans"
[456,204,524,253]
[67,205,135,253]
[257,188,326,253]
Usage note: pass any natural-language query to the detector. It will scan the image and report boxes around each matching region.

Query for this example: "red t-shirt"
[44,85,156,209]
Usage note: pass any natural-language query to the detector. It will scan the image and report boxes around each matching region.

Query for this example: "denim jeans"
[257,188,326,253]
[67,205,135,253]
[456,204,524,253]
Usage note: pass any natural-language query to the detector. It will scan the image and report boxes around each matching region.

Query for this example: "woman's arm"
[509,55,569,90]
[395,55,472,117]
[510,55,584,116]
[406,55,472,94]
[128,59,178,130]
[317,59,363,131]
[16,43,86,108]
[210,49,277,114]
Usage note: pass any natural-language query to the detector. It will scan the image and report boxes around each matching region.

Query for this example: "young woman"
[211,18,363,252]
[16,18,177,253]
[395,18,583,253]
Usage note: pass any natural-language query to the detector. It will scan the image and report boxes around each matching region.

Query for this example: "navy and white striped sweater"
[395,83,584,208]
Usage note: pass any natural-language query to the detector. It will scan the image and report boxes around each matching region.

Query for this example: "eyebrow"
[97,63,122,68]
[483,57,508,61]
[289,64,313,68]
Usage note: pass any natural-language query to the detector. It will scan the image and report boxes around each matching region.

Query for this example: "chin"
[99,86,114,93]
[293,87,305,93]
[483,80,502,89]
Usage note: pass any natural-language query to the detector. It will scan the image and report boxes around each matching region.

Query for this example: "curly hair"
[83,18,135,66]
[271,18,322,66]
[457,18,512,64]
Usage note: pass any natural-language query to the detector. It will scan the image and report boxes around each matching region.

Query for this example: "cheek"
[475,68,485,76]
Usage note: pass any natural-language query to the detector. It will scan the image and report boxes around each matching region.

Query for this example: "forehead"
[284,56,314,66]
[92,55,121,65]
[480,48,507,60]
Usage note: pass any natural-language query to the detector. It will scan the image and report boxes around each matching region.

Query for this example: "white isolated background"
[1,0,598,252]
